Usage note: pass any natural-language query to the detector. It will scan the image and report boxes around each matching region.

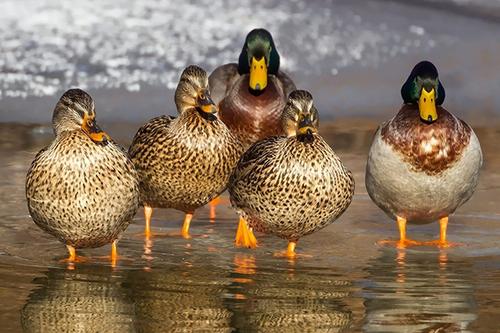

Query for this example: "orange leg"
[60,245,87,265]
[425,216,461,248]
[181,212,193,239]
[397,216,406,241]
[235,216,258,248]
[440,216,448,243]
[379,216,422,248]
[111,240,118,268]
[286,241,297,258]
[67,244,76,261]
[144,205,153,239]
[273,240,312,259]
[209,197,221,222]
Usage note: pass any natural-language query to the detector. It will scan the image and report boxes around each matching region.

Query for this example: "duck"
[128,65,244,239]
[228,90,355,258]
[209,28,296,148]
[365,60,483,248]
[25,89,140,264]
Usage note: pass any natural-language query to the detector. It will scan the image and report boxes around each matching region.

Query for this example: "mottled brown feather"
[129,110,244,213]
[381,105,472,175]
[26,130,140,248]
[229,135,354,241]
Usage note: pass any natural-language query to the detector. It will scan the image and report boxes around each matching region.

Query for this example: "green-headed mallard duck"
[25,89,140,263]
[129,65,244,239]
[209,28,296,148]
[365,61,483,248]
[228,90,355,258]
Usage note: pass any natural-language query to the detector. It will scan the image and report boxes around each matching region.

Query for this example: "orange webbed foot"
[59,256,89,264]
[273,241,311,260]
[93,241,134,267]
[235,217,258,249]
[377,238,427,249]
[59,245,88,262]
[421,239,463,248]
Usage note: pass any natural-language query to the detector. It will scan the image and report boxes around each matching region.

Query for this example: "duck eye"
[199,93,205,99]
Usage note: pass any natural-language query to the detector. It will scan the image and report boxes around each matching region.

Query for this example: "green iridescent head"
[238,28,280,92]
[401,60,445,123]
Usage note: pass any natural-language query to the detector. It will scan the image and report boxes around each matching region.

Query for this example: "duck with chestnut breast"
[129,65,244,239]
[26,89,140,263]
[229,90,355,258]
[365,61,483,248]
[209,28,296,148]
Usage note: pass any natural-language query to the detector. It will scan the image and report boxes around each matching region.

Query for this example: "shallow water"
[1,122,500,332]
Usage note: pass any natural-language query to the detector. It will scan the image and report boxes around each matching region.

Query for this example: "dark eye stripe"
[76,109,85,117]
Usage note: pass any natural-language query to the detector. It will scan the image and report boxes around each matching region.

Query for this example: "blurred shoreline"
[1,0,499,124]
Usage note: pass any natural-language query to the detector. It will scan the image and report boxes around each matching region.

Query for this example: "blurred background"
[1,0,499,127]
[2,1,500,332]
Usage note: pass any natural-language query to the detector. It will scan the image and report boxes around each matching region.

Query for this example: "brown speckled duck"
[129,65,243,239]
[25,89,140,263]
[229,90,355,258]
[365,61,483,248]
[209,28,296,148]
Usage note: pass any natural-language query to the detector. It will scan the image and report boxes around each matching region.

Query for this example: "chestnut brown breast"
[219,75,286,147]
[381,105,471,175]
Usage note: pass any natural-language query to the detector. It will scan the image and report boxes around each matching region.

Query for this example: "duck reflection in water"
[227,254,355,332]
[363,248,477,332]
[21,265,135,333]
[125,262,232,333]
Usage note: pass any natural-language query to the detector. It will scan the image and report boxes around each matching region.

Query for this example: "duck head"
[175,65,217,116]
[281,90,319,141]
[52,89,110,144]
[238,28,280,92]
[401,60,446,123]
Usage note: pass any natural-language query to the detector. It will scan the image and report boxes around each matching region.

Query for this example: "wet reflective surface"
[1,122,500,332]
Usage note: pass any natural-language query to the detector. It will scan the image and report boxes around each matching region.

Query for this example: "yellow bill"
[418,88,438,122]
[249,57,267,91]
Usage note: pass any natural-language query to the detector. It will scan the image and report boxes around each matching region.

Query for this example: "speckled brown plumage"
[210,64,295,148]
[229,90,354,242]
[381,105,472,175]
[230,135,354,241]
[127,66,244,225]
[129,111,243,213]
[26,90,139,249]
